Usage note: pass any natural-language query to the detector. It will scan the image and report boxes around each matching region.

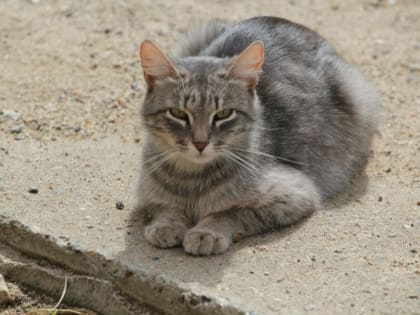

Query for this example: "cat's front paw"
[183,228,232,256]
[145,221,187,248]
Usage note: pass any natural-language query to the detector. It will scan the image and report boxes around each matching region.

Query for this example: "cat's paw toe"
[183,228,231,256]
[145,221,187,248]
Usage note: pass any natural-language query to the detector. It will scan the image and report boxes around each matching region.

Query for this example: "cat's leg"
[142,204,190,248]
[183,166,321,255]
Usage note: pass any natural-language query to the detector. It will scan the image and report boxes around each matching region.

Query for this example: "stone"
[0,274,12,305]
[10,125,23,134]
[2,110,21,120]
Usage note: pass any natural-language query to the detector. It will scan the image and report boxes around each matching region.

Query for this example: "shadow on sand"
[115,170,369,288]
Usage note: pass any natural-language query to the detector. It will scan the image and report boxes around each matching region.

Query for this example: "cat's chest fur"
[137,158,259,220]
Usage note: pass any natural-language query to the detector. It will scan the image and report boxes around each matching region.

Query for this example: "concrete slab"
[0,136,419,314]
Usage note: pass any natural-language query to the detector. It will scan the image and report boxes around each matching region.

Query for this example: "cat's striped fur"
[136,16,379,255]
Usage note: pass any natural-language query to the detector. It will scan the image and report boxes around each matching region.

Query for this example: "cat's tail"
[175,20,229,58]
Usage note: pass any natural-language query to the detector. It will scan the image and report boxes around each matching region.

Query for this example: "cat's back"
[222,17,324,51]
[177,16,380,199]
[179,17,339,100]
[181,17,332,67]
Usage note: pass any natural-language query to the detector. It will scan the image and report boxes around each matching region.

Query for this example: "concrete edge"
[0,254,145,315]
[0,215,252,315]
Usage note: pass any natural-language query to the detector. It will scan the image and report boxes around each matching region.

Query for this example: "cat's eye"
[214,109,234,121]
[168,108,188,120]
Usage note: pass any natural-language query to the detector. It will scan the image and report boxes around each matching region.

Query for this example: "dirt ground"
[0,0,419,314]
[0,280,96,315]
[1,280,55,315]
[1,0,419,146]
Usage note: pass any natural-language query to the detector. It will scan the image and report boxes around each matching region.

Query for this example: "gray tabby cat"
[136,16,379,256]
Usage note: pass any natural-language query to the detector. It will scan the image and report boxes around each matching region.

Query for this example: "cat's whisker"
[218,146,268,169]
[233,150,266,169]
[224,154,259,177]
[253,126,284,131]
[142,151,177,178]
[223,150,260,176]
[233,147,306,166]
[143,149,177,165]
[144,155,174,177]
[178,74,187,97]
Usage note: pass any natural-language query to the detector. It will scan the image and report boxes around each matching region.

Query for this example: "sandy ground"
[0,0,419,314]
[1,0,419,145]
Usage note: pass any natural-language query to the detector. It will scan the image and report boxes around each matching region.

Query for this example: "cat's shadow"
[323,171,369,210]
[115,171,369,287]
[115,207,310,288]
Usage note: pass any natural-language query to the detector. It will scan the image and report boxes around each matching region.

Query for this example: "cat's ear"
[139,40,178,88]
[227,41,264,91]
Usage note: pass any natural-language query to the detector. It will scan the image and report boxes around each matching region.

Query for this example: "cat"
[135,16,379,256]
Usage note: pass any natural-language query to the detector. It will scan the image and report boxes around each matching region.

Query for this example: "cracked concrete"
[0,242,153,315]
[0,136,419,314]
[0,137,252,315]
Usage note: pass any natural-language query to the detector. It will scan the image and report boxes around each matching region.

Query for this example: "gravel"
[10,125,22,134]
[1,110,21,121]
[115,201,125,210]
[28,187,39,194]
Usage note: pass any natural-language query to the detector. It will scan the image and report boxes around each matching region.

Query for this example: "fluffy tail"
[175,20,229,58]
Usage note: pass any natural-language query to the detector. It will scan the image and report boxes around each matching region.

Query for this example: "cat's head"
[139,40,264,167]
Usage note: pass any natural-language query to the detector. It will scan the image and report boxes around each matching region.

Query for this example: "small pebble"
[150,256,160,261]
[385,168,392,173]
[410,249,417,254]
[304,304,316,311]
[2,110,21,120]
[125,269,134,277]
[28,186,39,194]
[131,83,142,91]
[10,125,22,134]
[311,256,316,262]
[264,271,269,276]
[116,201,124,210]
[378,196,383,202]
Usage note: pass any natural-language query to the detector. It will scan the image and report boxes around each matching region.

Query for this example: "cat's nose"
[193,141,209,153]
